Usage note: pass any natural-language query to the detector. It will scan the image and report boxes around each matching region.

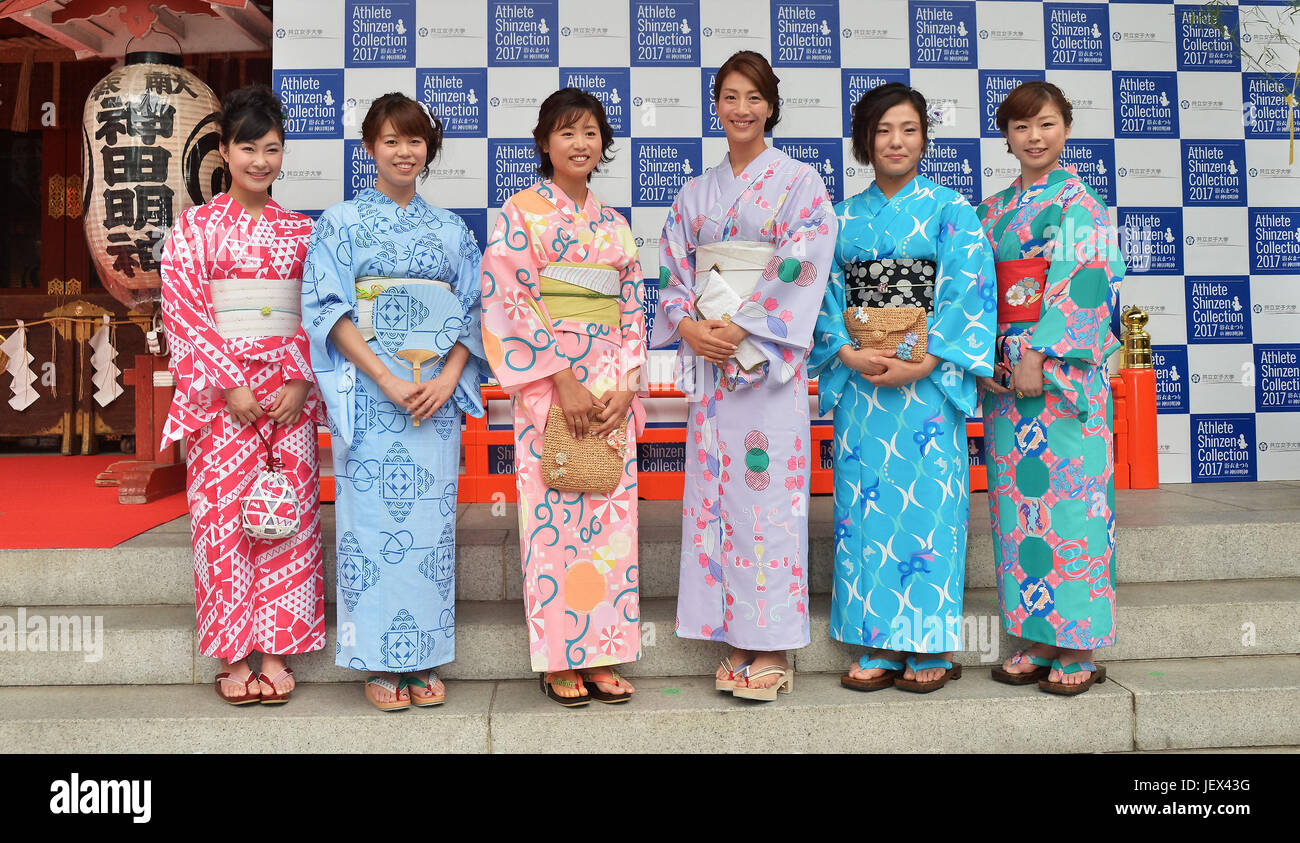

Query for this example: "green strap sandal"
[402,670,446,707]
[841,654,905,692]
[1038,659,1107,696]
[540,672,590,707]
[893,656,962,693]
[992,649,1054,685]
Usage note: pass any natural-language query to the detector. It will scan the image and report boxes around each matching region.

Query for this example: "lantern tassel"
[0,320,39,411]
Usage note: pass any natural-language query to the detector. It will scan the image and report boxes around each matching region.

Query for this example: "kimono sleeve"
[480,197,570,393]
[809,214,851,415]
[1029,188,1123,367]
[649,190,697,349]
[300,205,358,442]
[925,198,998,415]
[160,209,247,403]
[729,168,838,365]
[449,219,489,419]
[619,249,649,392]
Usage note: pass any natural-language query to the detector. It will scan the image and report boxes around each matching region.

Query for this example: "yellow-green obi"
[355,275,453,341]
[538,262,620,328]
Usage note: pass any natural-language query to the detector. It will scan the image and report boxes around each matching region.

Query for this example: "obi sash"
[210,277,302,339]
[843,258,937,313]
[996,257,1049,323]
[692,240,775,372]
[355,275,453,340]
[538,262,620,329]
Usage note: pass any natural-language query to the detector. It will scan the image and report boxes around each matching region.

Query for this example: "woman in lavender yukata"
[977,81,1124,696]
[650,51,838,701]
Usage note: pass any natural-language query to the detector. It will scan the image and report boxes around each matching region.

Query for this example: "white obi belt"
[210,277,303,339]
[693,240,776,372]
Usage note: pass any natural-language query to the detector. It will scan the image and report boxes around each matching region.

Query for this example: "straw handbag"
[843,258,935,360]
[843,306,929,360]
[541,406,627,495]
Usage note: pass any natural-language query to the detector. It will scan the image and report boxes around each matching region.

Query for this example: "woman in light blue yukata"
[810,83,997,693]
[302,93,489,711]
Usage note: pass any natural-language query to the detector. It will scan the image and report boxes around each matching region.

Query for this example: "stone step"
[4,487,1299,606]
[1,655,1294,753]
[3,578,1296,686]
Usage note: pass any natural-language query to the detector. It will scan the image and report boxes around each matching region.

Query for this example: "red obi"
[996,257,1050,323]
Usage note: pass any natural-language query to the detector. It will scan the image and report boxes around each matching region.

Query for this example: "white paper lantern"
[81,51,224,308]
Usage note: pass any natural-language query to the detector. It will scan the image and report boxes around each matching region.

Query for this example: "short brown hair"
[361,92,444,181]
[712,51,781,132]
[532,88,616,181]
[849,82,928,167]
[995,80,1073,135]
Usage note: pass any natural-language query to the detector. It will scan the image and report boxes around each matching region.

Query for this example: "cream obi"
[692,240,776,371]
[538,262,621,328]
[355,275,453,341]
[210,277,302,339]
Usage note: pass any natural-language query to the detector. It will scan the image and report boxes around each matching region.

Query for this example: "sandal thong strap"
[366,676,399,693]
[545,674,579,689]
[1052,659,1097,675]
[1010,650,1053,668]
[742,664,789,681]
[859,654,904,672]
[404,670,440,690]
[906,656,954,672]
[260,667,293,686]
[720,657,753,678]
[217,671,256,687]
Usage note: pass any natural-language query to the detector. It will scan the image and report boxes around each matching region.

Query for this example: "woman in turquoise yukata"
[302,93,489,711]
[810,83,996,693]
[976,81,1124,696]
[651,51,838,701]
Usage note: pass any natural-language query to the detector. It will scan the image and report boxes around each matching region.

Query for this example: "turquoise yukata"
[301,189,489,673]
[811,176,997,653]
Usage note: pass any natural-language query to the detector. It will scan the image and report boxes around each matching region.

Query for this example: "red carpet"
[0,456,189,548]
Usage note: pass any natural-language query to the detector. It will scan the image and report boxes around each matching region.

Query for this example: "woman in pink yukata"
[480,89,646,708]
[649,52,838,701]
[160,85,325,706]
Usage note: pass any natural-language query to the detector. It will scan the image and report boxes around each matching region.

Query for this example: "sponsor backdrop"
[273,0,1300,483]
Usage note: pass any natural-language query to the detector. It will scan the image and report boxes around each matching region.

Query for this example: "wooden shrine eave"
[0,0,270,59]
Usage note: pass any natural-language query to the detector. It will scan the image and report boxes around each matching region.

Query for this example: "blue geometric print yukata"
[302,188,488,673]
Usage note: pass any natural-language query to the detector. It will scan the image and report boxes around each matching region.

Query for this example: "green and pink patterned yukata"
[976,166,1125,651]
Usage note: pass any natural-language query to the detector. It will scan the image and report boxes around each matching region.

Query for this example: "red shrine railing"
[318,367,1159,504]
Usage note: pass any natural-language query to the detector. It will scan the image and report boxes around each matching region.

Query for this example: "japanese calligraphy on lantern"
[82,55,223,308]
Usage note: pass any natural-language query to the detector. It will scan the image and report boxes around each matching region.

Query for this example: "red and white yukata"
[160,193,326,661]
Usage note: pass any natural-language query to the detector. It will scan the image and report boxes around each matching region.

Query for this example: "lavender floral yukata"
[650,147,837,651]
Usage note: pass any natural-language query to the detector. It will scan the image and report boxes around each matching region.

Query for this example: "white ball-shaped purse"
[240,420,300,540]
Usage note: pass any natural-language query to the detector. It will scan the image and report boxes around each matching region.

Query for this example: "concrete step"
[3,579,1296,686]
[1,655,1294,753]
[5,486,1299,607]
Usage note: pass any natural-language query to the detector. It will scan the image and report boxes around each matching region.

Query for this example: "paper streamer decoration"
[82,51,224,309]
[0,320,38,411]
[89,314,124,407]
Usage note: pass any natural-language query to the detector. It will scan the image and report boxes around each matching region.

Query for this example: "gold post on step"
[1121,306,1153,369]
